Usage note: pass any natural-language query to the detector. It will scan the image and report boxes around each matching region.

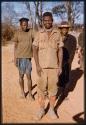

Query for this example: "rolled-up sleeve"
[59,40,64,47]
[57,32,64,48]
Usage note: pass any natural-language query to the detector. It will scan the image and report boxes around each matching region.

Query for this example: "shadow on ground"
[55,68,83,114]
[73,112,85,123]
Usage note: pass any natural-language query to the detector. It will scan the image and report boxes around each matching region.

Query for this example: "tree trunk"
[66,2,74,27]
[40,1,43,28]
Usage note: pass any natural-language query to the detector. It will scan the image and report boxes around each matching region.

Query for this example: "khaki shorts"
[37,68,59,97]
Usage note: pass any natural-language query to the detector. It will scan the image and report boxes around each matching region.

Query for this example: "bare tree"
[34,1,43,28]
[34,1,40,28]
[52,3,66,21]
[24,1,43,29]
[24,2,34,28]
[39,1,43,28]
[52,1,83,26]
[65,1,82,26]
[1,2,17,25]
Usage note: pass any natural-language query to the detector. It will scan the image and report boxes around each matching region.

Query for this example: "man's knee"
[50,95,56,100]
[26,73,31,80]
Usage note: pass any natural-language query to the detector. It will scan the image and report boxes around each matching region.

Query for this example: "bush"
[2,23,16,45]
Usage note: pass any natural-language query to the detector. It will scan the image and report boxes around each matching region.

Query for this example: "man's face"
[43,16,53,29]
[60,28,69,36]
[20,21,28,31]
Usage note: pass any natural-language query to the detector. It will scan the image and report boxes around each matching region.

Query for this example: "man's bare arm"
[58,47,63,75]
[33,45,42,76]
[14,42,18,66]
[33,45,40,66]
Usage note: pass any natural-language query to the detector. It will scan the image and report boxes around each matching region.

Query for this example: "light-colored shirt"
[13,28,35,58]
[33,28,64,68]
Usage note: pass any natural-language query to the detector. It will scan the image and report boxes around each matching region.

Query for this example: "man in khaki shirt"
[33,12,63,120]
[13,17,34,100]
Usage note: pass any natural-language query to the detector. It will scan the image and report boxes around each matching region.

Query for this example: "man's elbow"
[59,47,63,53]
[32,45,38,53]
[33,45,36,50]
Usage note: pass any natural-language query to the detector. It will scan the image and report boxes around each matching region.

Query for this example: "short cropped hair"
[43,12,53,21]
[19,17,29,25]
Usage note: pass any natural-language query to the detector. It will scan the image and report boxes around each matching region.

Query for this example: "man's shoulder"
[15,28,20,33]
[68,33,75,37]
[39,28,45,33]
[34,29,44,36]
[14,28,23,35]
[13,29,20,36]
[68,34,76,41]
[53,28,60,32]
[29,28,34,32]
[52,28,61,36]
[39,28,58,33]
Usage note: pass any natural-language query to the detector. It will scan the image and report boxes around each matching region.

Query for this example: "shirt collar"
[40,27,58,34]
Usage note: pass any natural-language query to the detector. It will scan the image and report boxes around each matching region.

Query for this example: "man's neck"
[62,33,69,41]
[20,27,30,32]
[44,27,53,32]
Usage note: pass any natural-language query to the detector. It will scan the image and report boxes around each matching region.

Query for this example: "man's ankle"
[40,106,45,110]
[49,106,54,110]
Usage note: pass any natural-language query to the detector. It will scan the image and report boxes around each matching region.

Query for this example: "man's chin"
[23,29,28,32]
[45,27,52,29]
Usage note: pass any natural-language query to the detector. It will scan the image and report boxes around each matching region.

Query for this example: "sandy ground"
[2,43,84,123]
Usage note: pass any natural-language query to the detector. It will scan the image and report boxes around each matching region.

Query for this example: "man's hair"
[43,12,53,21]
[19,17,29,25]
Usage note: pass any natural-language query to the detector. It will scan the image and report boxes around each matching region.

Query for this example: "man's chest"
[39,33,59,49]
[17,31,32,43]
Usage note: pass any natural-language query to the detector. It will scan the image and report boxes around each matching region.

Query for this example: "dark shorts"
[16,58,32,75]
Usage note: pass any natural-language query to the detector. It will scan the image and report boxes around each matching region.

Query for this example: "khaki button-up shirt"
[33,28,64,68]
[13,28,34,58]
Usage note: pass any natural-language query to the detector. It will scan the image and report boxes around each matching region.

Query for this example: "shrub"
[2,23,16,45]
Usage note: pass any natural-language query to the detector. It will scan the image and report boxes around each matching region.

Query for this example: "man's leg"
[38,95,45,108]
[34,94,45,120]
[34,70,47,120]
[49,96,56,108]
[48,69,58,119]
[26,74,32,94]
[65,63,71,90]
[19,72,25,98]
[48,95,57,120]
[26,73,34,100]
[58,65,66,94]
[80,54,84,70]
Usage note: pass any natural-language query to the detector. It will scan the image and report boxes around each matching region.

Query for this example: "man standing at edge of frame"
[58,21,77,96]
[13,17,34,101]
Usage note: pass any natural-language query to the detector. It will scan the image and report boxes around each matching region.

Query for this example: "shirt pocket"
[39,39,47,50]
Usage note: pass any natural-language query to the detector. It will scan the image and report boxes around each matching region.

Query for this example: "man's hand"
[36,65,42,77]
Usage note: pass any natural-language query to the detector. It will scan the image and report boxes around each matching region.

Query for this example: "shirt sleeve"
[59,40,64,47]
[33,31,39,47]
[30,29,36,42]
[57,31,64,48]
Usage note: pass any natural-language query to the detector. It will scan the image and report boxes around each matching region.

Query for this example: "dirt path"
[2,43,84,123]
